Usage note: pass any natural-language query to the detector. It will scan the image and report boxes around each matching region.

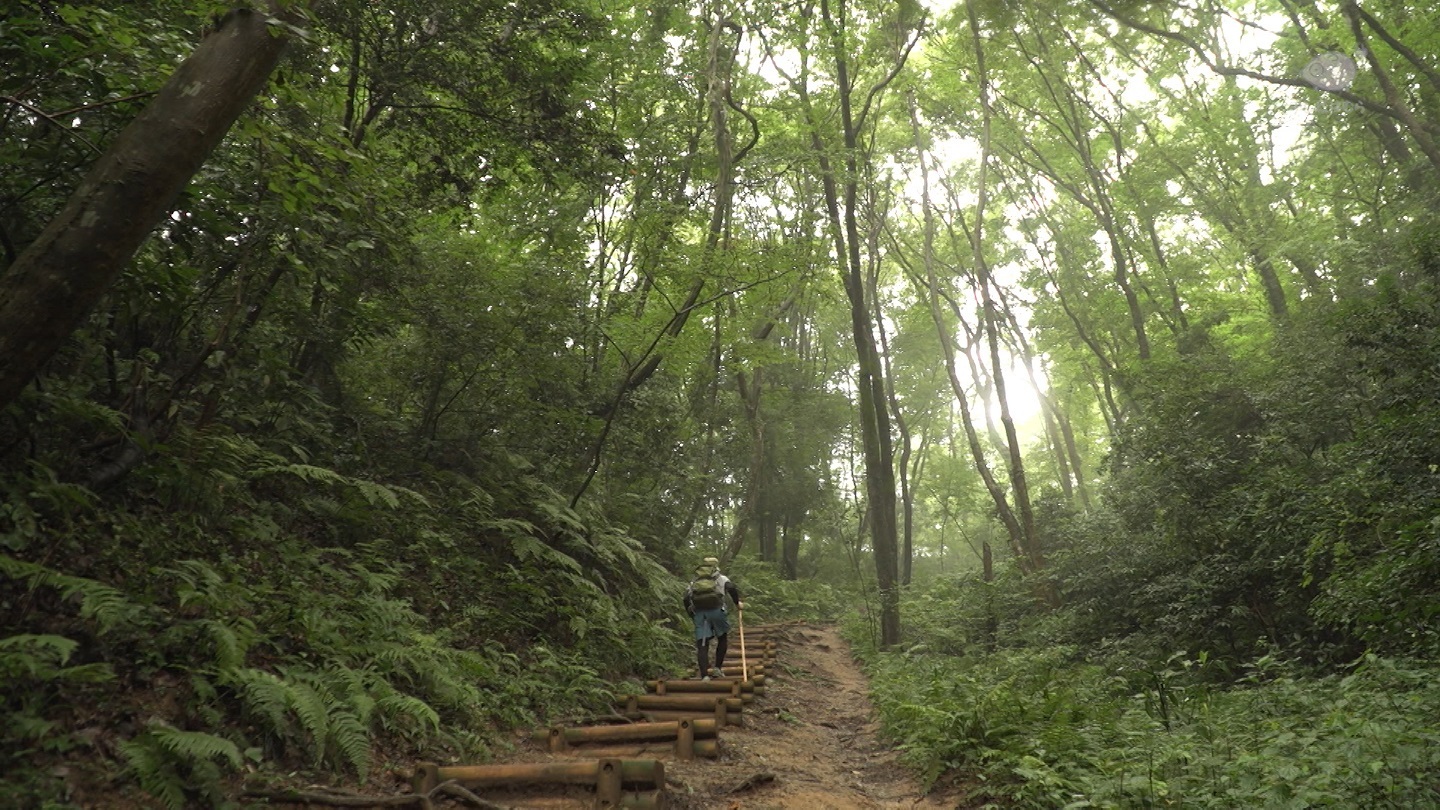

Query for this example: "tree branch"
[242,779,508,808]
[1086,0,1438,133]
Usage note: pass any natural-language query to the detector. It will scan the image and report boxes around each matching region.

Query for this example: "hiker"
[684,556,742,680]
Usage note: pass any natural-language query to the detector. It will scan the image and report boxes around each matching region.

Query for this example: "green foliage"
[869,637,1440,808]
[0,554,147,634]
[118,723,242,810]
[1311,515,1440,655]
[0,633,114,773]
[6,0,1440,804]
[721,557,846,623]
[0,412,684,806]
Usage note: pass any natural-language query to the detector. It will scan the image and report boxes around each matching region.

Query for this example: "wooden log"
[596,758,623,806]
[631,708,743,727]
[722,658,773,669]
[646,679,766,698]
[621,790,667,809]
[623,695,743,713]
[675,716,693,760]
[712,662,769,674]
[570,738,719,761]
[653,677,754,695]
[412,758,665,793]
[720,663,771,677]
[724,655,776,665]
[533,719,719,750]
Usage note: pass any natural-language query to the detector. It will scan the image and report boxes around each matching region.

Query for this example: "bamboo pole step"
[413,758,664,791]
[533,718,719,747]
[553,737,721,761]
[623,694,744,713]
[631,708,743,727]
[646,679,766,697]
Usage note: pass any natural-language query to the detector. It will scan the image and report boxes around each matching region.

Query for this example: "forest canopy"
[3,0,1439,806]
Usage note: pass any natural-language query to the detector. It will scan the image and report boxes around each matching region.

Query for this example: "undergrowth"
[858,584,1440,809]
[0,425,687,808]
[720,556,845,624]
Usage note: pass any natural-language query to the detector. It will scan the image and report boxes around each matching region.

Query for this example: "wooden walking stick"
[738,604,748,683]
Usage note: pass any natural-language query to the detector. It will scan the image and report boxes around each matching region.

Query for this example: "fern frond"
[330,664,374,726]
[200,618,252,670]
[482,516,537,536]
[118,736,185,810]
[459,484,495,511]
[147,725,243,769]
[283,674,332,763]
[120,724,239,810]
[509,534,583,574]
[535,498,587,536]
[224,667,289,734]
[74,583,141,633]
[0,633,78,670]
[390,484,432,508]
[0,634,115,687]
[17,457,99,513]
[53,661,115,683]
[353,480,400,509]
[327,703,371,780]
[256,463,350,487]
[0,555,143,632]
[346,561,401,595]
[375,693,441,733]
[168,559,223,595]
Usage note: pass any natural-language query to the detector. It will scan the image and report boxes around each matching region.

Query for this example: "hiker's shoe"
[708,668,725,678]
[701,675,711,681]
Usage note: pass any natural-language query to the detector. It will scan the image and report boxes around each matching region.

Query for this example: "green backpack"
[689,566,725,611]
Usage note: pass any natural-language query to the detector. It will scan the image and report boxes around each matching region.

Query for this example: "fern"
[374,693,441,735]
[16,458,99,515]
[254,463,428,512]
[199,618,251,671]
[224,667,289,734]
[506,532,584,574]
[221,659,441,780]
[257,462,351,487]
[147,725,242,768]
[0,555,144,632]
[119,724,240,810]
[353,479,400,509]
[0,634,78,677]
[118,734,186,810]
[283,674,333,765]
[327,702,371,780]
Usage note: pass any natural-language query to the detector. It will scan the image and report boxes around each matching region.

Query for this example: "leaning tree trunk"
[0,5,300,410]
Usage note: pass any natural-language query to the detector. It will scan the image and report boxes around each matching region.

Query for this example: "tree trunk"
[780,513,801,580]
[868,204,914,587]
[814,0,911,647]
[0,5,299,410]
[906,67,1028,575]
[963,0,1046,581]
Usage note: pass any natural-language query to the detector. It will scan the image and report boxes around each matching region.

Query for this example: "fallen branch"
[242,779,509,809]
[559,712,636,726]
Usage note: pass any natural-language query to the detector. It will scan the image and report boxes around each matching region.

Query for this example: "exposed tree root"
[727,771,776,793]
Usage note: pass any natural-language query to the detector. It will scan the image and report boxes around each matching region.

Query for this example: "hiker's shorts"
[692,607,730,641]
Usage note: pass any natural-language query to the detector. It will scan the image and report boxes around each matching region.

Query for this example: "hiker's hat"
[703,556,720,566]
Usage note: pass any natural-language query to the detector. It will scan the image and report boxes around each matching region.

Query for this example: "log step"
[413,758,666,808]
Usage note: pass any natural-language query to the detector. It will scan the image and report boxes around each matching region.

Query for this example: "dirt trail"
[655,623,961,810]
